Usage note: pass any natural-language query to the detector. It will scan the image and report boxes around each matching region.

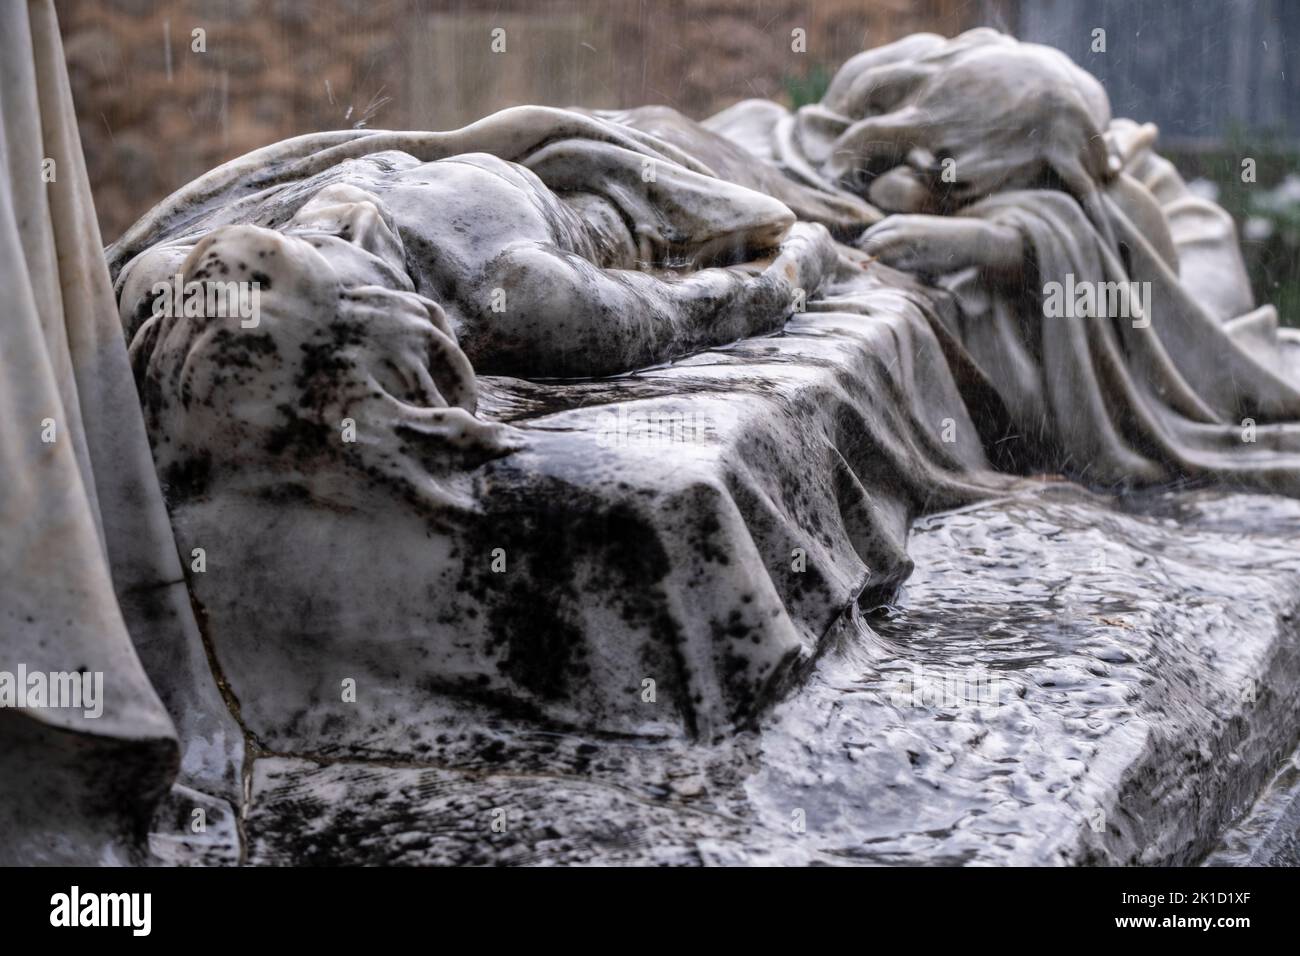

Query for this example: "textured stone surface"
[97,31,1300,868]
[1204,742,1300,866]
[165,268,1003,747]
[228,488,1300,865]
[5,0,1299,867]
[108,33,1300,784]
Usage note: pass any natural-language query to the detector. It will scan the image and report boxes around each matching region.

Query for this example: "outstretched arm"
[465,222,838,378]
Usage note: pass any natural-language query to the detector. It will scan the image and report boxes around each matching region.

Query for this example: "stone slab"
[235,488,1300,865]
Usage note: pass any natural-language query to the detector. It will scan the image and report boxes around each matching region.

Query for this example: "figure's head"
[806,29,1114,213]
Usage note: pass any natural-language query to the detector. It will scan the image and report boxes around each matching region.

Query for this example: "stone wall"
[56,0,1011,240]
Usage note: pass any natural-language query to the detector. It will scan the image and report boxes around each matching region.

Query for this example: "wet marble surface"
[151,485,1300,865]
[1204,742,1300,866]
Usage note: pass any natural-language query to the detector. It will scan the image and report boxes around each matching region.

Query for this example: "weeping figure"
[700,28,1300,491]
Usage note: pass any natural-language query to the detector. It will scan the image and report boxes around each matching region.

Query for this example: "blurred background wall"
[58,0,1299,319]
[1020,0,1300,148]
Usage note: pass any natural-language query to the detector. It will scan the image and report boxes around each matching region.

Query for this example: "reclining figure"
[114,28,1300,504]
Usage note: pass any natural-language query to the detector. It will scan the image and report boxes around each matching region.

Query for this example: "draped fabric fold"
[942,186,1300,492]
[0,0,238,864]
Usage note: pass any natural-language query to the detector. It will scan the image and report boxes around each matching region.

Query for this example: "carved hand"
[857,214,1023,277]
